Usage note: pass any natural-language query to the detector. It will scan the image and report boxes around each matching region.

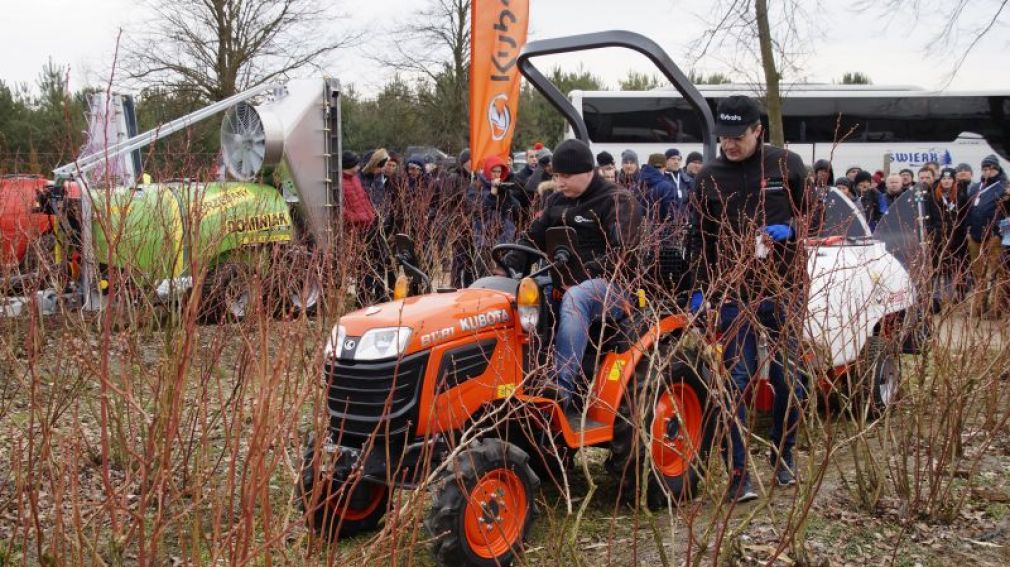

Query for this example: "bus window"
[780,98,839,144]
[583,97,705,143]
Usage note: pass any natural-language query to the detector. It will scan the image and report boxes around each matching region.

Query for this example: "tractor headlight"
[517,277,539,333]
[324,324,347,361]
[354,326,412,361]
[322,324,347,387]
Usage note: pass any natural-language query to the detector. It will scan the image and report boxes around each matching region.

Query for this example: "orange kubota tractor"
[297,32,720,567]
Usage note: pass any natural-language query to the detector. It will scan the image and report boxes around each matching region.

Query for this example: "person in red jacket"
[341,151,376,230]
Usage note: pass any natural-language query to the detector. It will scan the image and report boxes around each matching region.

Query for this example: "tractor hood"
[337,288,517,357]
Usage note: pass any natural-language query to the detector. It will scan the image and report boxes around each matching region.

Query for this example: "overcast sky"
[3,0,1008,95]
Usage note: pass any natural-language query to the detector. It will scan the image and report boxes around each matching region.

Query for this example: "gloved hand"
[764,224,794,242]
[689,291,705,313]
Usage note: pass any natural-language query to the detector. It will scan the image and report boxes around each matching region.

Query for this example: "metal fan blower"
[218,79,341,246]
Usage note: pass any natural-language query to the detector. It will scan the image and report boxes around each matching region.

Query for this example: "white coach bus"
[568,84,1010,172]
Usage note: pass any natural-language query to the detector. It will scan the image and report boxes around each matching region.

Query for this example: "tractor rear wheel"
[426,438,539,567]
[607,351,713,510]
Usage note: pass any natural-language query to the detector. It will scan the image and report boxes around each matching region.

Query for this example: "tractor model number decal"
[420,326,455,347]
[459,309,511,332]
[226,212,290,234]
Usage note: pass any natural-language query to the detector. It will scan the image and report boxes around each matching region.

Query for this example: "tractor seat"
[585,309,647,358]
[468,276,519,296]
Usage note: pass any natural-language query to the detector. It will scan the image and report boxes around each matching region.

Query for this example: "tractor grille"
[324,352,428,449]
[436,339,497,393]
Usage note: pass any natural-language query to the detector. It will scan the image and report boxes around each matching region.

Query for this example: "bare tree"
[370,0,471,151]
[857,0,1008,87]
[124,0,358,101]
[688,0,818,147]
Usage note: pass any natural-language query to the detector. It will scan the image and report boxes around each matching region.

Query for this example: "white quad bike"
[802,186,928,411]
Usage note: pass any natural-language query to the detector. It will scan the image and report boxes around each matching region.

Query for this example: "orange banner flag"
[469,0,530,172]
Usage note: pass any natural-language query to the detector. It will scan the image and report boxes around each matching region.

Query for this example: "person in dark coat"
[926,167,970,301]
[663,148,692,201]
[448,149,479,288]
[876,173,904,215]
[500,139,641,407]
[356,148,396,304]
[469,155,520,276]
[853,170,883,229]
[617,149,641,191]
[812,159,834,191]
[596,150,617,183]
[965,154,1010,318]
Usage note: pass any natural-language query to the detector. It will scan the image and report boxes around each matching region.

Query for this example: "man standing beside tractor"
[689,95,812,503]
[499,138,641,408]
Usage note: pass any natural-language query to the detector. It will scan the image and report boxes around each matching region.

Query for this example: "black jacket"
[926,180,970,265]
[690,144,810,298]
[966,173,1009,242]
[505,173,641,287]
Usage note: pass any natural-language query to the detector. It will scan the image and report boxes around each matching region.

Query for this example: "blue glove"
[689,291,704,313]
[764,224,794,242]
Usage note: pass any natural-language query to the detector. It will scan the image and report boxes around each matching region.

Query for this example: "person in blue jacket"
[637,153,677,222]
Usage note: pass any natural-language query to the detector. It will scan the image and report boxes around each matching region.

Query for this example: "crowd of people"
[338,135,1010,318]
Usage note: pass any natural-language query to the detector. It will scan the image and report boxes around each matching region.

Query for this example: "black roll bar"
[517,30,717,162]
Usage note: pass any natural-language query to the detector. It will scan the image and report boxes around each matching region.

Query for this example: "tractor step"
[564,410,605,433]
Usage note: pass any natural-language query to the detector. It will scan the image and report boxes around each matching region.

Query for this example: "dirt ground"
[2,309,1010,566]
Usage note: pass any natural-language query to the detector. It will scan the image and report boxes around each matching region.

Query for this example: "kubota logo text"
[459,309,511,332]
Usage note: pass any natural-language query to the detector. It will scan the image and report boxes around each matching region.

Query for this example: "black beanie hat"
[341,150,359,170]
[854,170,873,185]
[551,139,595,174]
[981,154,1002,172]
[834,177,853,189]
[458,149,471,166]
[685,151,703,165]
[596,151,615,167]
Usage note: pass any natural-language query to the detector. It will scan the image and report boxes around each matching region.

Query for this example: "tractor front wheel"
[298,439,389,540]
[426,438,539,567]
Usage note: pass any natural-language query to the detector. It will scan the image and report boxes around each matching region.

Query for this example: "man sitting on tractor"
[498,139,641,408]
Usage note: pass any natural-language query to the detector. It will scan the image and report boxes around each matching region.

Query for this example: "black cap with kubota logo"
[713,95,762,138]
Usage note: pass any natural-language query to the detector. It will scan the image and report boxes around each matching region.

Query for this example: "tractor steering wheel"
[490,243,549,278]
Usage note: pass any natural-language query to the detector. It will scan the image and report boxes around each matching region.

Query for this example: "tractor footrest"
[565,411,605,433]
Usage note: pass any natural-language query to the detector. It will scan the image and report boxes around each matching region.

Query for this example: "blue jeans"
[718,301,806,473]
[553,279,628,397]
